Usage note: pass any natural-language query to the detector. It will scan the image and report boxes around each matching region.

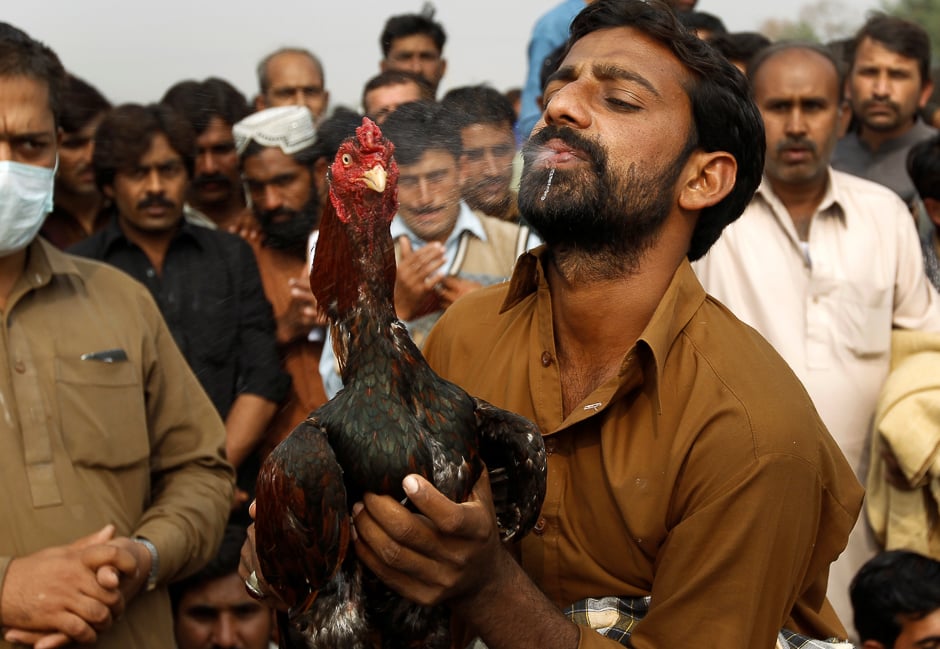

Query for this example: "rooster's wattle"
[253,118,547,649]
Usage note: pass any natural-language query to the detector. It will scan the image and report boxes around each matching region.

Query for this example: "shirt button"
[14,361,26,374]
[533,517,546,535]
[541,351,553,367]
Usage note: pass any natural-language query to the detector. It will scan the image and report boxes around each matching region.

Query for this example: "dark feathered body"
[254,119,547,649]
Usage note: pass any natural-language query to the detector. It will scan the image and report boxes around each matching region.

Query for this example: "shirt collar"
[389,201,488,249]
[500,247,707,413]
[99,211,204,256]
[754,167,847,225]
[21,237,84,291]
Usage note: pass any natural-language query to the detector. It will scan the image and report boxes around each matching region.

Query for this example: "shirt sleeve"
[132,289,236,584]
[890,198,940,332]
[231,239,291,404]
[626,451,857,648]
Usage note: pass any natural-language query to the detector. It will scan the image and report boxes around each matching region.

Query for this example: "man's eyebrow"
[592,63,661,98]
[544,63,661,99]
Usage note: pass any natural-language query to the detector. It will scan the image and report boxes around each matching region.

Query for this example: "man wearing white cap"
[232,106,330,455]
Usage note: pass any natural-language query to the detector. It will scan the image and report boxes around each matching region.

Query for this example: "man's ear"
[254,94,267,112]
[923,196,940,229]
[102,184,114,200]
[677,150,737,213]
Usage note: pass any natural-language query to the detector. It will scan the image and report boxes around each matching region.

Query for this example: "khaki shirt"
[424,251,862,649]
[0,239,234,649]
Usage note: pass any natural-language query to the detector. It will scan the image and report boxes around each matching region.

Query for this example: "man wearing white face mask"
[0,25,234,649]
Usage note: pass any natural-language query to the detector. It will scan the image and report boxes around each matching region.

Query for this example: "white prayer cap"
[233,106,317,156]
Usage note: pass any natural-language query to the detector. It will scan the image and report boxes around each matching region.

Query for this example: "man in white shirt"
[694,42,940,636]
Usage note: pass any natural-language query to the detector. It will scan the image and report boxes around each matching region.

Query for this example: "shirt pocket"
[55,357,150,468]
[839,284,892,358]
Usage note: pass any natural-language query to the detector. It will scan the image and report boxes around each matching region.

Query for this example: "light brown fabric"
[424,251,862,649]
[868,329,940,558]
[250,242,328,454]
[0,239,234,649]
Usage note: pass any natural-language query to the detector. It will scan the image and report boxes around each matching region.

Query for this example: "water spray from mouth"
[540,167,555,201]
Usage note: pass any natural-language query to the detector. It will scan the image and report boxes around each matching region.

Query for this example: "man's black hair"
[440,85,516,131]
[361,70,434,112]
[161,77,250,136]
[0,24,67,126]
[849,13,932,84]
[380,13,446,58]
[310,107,365,164]
[678,11,728,37]
[565,0,765,261]
[381,100,461,165]
[851,550,940,647]
[707,32,772,70]
[169,523,247,613]
[60,74,111,134]
[908,133,940,201]
[93,103,196,191]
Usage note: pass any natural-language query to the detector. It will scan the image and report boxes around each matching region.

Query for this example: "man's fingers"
[400,474,486,538]
[70,524,116,550]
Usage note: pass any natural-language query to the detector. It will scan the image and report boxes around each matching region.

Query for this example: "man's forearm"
[451,547,580,649]
[225,394,278,468]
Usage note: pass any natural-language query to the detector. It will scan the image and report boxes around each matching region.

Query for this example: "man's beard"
[519,125,690,278]
[257,196,319,259]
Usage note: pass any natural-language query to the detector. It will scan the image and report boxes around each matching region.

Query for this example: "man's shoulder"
[678,296,832,456]
[66,227,110,258]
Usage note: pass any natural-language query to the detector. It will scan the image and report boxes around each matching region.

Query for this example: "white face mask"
[0,158,57,255]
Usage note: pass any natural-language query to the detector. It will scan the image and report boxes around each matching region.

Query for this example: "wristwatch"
[134,537,159,592]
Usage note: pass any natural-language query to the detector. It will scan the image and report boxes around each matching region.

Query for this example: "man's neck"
[54,189,102,234]
[119,219,179,274]
[767,174,829,241]
[545,246,682,416]
[858,119,916,153]
[192,196,248,231]
[0,249,28,313]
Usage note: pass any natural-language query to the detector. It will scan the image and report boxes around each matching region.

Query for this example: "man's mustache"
[776,138,818,155]
[192,173,232,189]
[257,206,300,224]
[521,125,606,173]
[861,98,900,113]
[137,195,176,210]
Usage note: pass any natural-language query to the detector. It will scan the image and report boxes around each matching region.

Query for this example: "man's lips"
[542,138,590,166]
[780,147,812,162]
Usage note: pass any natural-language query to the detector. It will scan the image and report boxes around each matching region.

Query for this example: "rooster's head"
[328,117,399,229]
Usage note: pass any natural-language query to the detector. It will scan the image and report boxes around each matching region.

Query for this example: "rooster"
[253,118,547,649]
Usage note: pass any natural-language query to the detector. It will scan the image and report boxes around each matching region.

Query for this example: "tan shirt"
[0,239,234,649]
[693,169,940,627]
[249,241,328,455]
[424,251,862,648]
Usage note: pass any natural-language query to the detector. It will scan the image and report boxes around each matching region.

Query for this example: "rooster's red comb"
[356,117,392,156]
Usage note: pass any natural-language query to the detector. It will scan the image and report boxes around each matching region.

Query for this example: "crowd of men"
[2,0,940,648]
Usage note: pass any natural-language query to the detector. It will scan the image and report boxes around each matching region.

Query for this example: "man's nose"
[212,612,238,648]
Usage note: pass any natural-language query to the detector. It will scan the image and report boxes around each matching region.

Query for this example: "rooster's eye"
[341,154,352,166]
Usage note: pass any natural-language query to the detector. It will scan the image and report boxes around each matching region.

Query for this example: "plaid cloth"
[559,596,856,649]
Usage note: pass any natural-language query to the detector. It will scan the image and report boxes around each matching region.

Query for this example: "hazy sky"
[4,0,883,111]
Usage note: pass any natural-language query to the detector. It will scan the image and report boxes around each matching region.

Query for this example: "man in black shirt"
[70,103,289,509]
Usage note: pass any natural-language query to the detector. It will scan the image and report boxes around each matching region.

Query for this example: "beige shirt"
[0,239,234,649]
[693,168,940,630]
[425,251,862,648]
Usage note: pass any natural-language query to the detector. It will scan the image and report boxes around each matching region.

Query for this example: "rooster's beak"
[360,165,388,193]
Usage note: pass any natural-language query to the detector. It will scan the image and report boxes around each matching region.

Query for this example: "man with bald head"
[255,47,330,122]
[694,42,940,636]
